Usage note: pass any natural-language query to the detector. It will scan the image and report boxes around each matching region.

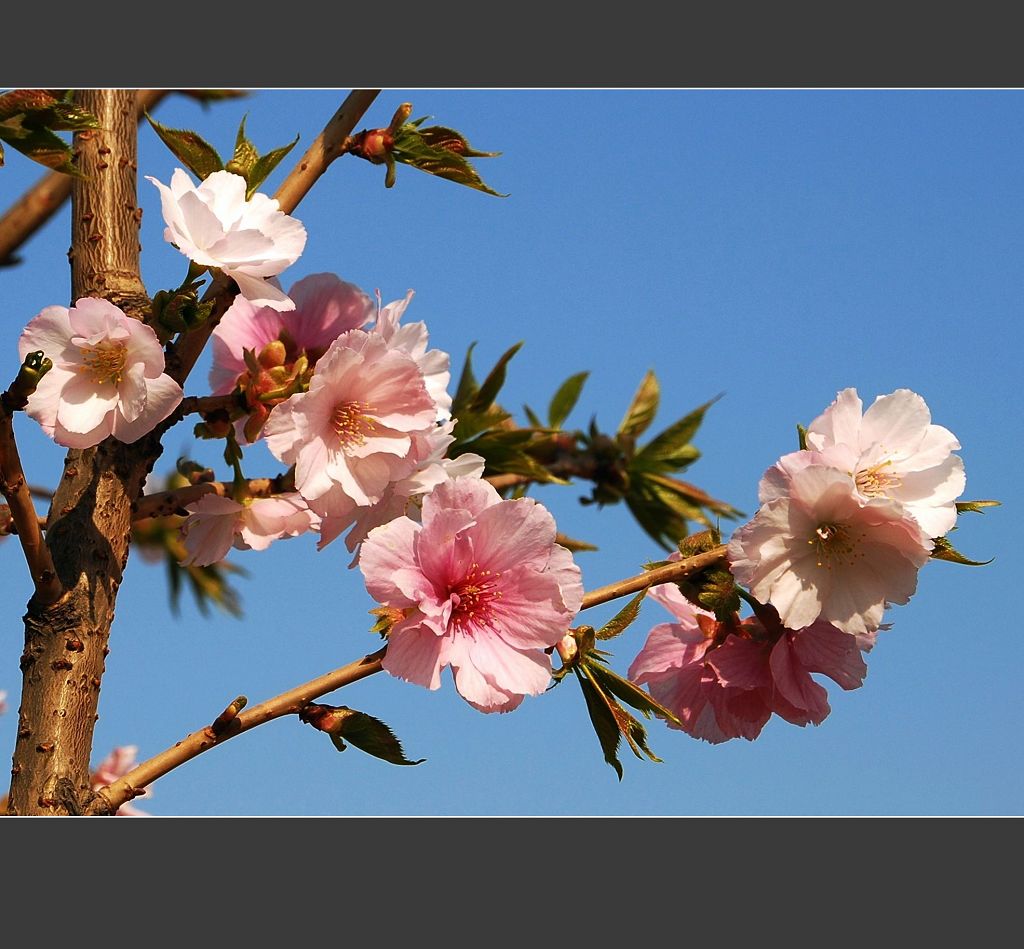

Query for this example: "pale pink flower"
[359,477,584,713]
[263,330,438,514]
[629,578,872,743]
[147,169,306,310]
[317,421,485,554]
[179,492,319,566]
[373,290,452,421]
[728,463,932,635]
[91,745,149,816]
[805,388,965,538]
[19,298,183,448]
[209,273,373,395]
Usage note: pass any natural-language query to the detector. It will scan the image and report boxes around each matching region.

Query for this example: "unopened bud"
[257,340,287,369]
[555,633,578,664]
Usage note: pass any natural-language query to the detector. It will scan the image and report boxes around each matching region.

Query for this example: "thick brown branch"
[84,547,729,814]
[133,476,289,520]
[167,90,381,387]
[87,648,387,814]
[7,90,159,816]
[0,90,167,268]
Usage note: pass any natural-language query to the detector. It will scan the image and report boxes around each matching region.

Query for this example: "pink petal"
[111,374,183,444]
[19,305,73,364]
[382,623,449,690]
[627,622,706,682]
[768,636,830,724]
[468,497,558,573]
[415,510,476,587]
[422,477,501,527]
[790,622,868,691]
[466,634,552,698]
[806,387,863,451]
[288,273,373,350]
[859,389,930,455]
[360,517,434,607]
[484,565,574,649]
[227,270,296,311]
[706,635,771,690]
[56,373,120,433]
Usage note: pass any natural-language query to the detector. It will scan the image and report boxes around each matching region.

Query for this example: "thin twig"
[133,476,289,520]
[168,90,381,387]
[87,648,387,814]
[85,546,728,814]
[0,373,61,604]
[580,546,728,610]
[0,90,168,267]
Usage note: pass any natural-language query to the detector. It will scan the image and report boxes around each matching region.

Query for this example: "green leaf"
[574,667,624,779]
[930,535,993,566]
[247,134,298,196]
[0,124,79,175]
[578,664,664,773]
[618,370,660,440]
[548,371,589,429]
[452,342,479,414]
[146,114,224,180]
[451,404,512,445]
[586,659,682,727]
[797,423,809,451]
[595,590,647,641]
[37,101,100,132]
[523,404,544,428]
[472,341,524,411]
[636,396,719,467]
[955,500,1001,515]
[330,708,425,765]
[391,120,507,196]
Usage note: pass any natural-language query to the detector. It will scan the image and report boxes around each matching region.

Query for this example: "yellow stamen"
[79,343,128,386]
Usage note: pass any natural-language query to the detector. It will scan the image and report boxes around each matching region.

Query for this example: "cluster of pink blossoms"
[629,388,964,743]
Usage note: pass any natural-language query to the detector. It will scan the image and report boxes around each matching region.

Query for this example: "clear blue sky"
[1,89,1019,816]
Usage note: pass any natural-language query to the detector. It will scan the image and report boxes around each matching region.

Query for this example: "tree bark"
[6,90,161,815]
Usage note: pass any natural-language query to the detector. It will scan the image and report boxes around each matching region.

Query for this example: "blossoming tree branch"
[0,89,997,815]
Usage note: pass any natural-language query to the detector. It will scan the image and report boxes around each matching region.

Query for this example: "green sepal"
[955,500,1001,515]
[391,117,506,196]
[618,369,660,440]
[146,113,224,180]
[930,535,993,566]
[226,114,259,179]
[246,135,298,197]
[797,423,809,451]
[226,115,299,197]
[548,371,589,429]
[327,708,425,766]
[595,590,647,641]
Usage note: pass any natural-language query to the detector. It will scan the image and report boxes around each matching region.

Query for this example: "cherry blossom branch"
[0,506,48,536]
[86,648,387,814]
[580,545,728,610]
[0,90,168,268]
[84,545,727,813]
[167,90,382,387]
[133,475,292,520]
[0,362,62,604]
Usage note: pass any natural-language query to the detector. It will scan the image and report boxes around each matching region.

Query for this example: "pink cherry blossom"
[19,298,183,448]
[317,421,485,554]
[359,477,584,713]
[91,745,149,816]
[372,290,452,421]
[263,330,439,514]
[147,169,306,310]
[209,273,373,396]
[179,492,319,566]
[629,577,873,743]
[728,463,933,635]
[805,388,965,538]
